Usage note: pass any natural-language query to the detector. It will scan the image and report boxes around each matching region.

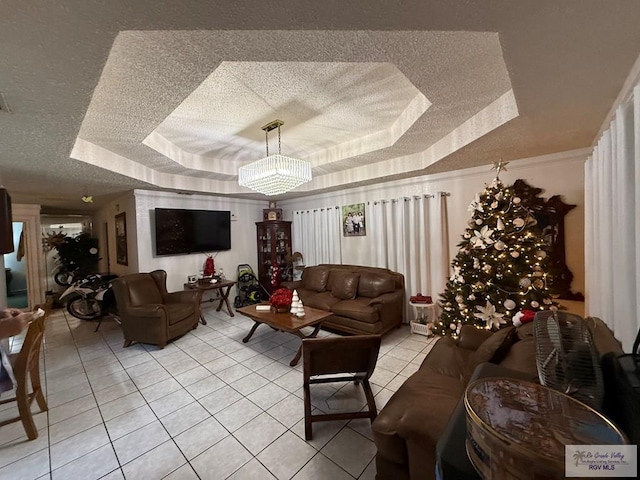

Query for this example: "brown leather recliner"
[112,270,200,349]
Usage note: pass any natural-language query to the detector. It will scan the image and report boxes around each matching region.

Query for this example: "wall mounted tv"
[154,208,231,256]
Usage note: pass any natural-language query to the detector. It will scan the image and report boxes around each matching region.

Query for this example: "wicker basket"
[410,321,431,337]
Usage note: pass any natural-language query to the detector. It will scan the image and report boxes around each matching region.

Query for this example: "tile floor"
[0,306,438,480]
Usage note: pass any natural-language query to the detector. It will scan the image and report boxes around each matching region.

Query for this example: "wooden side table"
[409,301,436,336]
[184,280,236,325]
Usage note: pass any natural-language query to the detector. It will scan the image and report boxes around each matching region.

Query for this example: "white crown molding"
[279,147,590,206]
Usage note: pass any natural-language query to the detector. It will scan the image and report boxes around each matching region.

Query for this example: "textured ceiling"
[1,1,640,210]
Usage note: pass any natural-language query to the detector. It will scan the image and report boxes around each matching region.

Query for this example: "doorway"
[3,222,28,308]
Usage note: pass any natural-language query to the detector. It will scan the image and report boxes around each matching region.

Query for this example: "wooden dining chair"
[0,304,50,440]
[302,334,381,440]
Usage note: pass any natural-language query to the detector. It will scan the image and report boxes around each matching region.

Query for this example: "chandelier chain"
[265,130,269,157]
[278,124,281,155]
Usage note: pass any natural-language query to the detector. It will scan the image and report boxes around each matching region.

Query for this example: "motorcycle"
[59,273,119,321]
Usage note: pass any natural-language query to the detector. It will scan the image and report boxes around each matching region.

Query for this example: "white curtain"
[585,83,640,352]
[369,194,449,321]
[292,207,342,266]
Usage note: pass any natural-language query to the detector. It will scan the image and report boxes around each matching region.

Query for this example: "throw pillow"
[331,272,360,300]
[302,267,330,292]
[469,326,518,366]
[357,272,396,298]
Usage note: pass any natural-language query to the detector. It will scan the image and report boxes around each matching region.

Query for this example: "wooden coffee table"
[237,304,333,366]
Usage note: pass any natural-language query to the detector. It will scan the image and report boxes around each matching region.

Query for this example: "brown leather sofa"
[281,264,404,335]
[372,317,624,480]
[112,270,200,349]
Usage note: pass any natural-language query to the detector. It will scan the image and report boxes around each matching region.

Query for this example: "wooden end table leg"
[216,285,235,317]
[197,290,207,325]
[290,323,323,367]
[242,321,261,343]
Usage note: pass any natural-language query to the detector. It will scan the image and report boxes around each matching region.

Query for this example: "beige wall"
[279,148,588,297]
[108,148,588,298]
[94,190,267,293]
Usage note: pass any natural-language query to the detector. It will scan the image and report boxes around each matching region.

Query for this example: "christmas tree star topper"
[491,158,509,180]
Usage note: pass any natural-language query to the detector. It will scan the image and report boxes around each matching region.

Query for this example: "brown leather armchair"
[112,270,200,349]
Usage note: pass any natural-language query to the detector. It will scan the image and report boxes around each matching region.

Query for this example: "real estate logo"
[566,445,637,477]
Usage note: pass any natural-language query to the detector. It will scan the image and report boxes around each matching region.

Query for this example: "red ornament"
[203,255,215,277]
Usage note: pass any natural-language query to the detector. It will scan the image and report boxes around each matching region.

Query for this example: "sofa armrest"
[374,380,461,480]
[125,304,166,319]
[280,280,301,290]
[368,289,403,307]
[368,289,404,326]
[165,290,200,304]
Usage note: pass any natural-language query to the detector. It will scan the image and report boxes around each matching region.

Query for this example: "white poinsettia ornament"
[468,194,484,213]
[450,266,464,284]
[474,300,506,329]
[470,225,495,248]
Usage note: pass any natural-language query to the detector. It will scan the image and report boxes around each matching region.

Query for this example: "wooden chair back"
[0,303,51,440]
[302,334,381,440]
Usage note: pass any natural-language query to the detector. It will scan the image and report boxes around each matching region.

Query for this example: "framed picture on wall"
[342,203,366,237]
[115,212,128,266]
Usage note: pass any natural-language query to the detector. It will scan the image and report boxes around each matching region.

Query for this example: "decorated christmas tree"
[433,161,555,337]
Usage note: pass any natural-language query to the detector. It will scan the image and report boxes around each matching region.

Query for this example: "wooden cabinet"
[256,220,292,294]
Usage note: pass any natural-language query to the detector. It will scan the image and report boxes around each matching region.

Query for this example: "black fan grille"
[534,311,604,410]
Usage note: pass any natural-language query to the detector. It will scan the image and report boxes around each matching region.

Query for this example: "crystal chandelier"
[238,120,312,196]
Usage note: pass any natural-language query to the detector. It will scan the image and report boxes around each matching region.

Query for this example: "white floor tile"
[149,389,194,418]
[140,377,183,403]
[321,428,377,477]
[257,432,316,480]
[46,381,92,408]
[48,394,98,425]
[93,379,138,405]
[247,382,290,410]
[191,435,252,480]
[174,365,212,386]
[198,385,242,415]
[214,397,262,432]
[227,458,277,480]
[50,424,110,470]
[105,404,157,440]
[121,440,186,480]
[0,448,50,480]
[234,412,287,455]
[292,452,353,480]
[267,394,305,428]
[160,402,210,437]
[202,355,237,374]
[184,374,225,399]
[174,417,229,460]
[51,444,118,480]
[49,407,103,445]
[215,363,253,384]
[99,391,146,422]
[112,421,170,465]
[230,372,270,396]
[163,463,200,480]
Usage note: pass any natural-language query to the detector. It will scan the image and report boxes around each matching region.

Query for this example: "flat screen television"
[154,208,231,256]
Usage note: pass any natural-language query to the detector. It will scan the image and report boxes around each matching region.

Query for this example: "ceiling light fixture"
[238,120,312,196]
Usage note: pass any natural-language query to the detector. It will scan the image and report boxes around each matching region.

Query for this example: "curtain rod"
[293,191,450,211]
[367,191,450,205]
